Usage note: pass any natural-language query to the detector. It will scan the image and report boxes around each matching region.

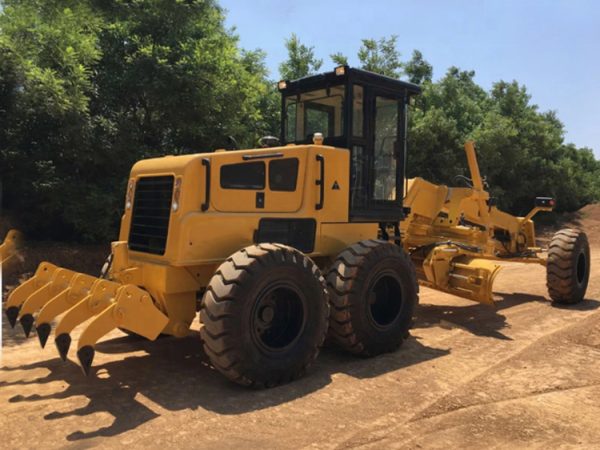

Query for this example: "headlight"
[172,178,182,212]
[125,180,134,210]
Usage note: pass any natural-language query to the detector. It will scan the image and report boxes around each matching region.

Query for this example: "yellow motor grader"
[4,67,590,387]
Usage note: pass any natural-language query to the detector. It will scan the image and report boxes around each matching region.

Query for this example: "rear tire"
[547,228,590,304]
[200,244,329,388]
[326,240,419,356]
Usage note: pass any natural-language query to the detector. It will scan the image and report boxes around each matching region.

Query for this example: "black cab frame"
[278,66,421,222]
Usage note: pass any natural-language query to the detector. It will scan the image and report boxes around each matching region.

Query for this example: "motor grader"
[4,67,590,387]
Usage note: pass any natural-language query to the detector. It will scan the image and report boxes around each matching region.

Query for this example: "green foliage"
[357,36,402,78]
[279,33,322,80]
[330,52,348,67]
[404,50,432,84]
[0,0,105,238]
[0,0,278,241]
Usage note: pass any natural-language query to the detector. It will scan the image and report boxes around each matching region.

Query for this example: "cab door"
[370,93,403,207]
[350,87,406,222]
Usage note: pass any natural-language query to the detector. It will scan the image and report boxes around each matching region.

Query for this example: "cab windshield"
[284,85,345,143]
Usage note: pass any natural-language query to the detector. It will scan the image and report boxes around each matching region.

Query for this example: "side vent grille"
[128,176,174,255]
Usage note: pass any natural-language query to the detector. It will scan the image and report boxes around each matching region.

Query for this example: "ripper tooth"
[19,314,34,338]
[55,333,72,362]
[5,306,19,329]
[77,346,95,376]
[36,323,51,348]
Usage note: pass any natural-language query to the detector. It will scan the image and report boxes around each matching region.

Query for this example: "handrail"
[242,152,284,161]
[315,154,325,210]
[201,158,210,211]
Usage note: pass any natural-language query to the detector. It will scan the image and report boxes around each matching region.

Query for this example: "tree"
[330,52,348,66]
[407,67,489,185]
[279,33,322,80]
[241,49,280,139]
[0,0,105,238]
[404,50,433,84]
[357,36,402,78]
[0,0,276,241]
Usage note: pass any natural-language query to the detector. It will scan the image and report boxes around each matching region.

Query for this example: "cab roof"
[279,66,421,97]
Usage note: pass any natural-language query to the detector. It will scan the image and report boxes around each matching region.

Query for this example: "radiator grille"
[128,176,174,255]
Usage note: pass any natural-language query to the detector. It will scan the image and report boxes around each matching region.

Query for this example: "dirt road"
[1,246,599,449]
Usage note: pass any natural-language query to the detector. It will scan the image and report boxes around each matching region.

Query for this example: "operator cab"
[278,66,421,222]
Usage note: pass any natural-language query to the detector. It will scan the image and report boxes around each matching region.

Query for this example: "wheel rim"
[366,272,403,329]
[577,252,587,285]
[251,283,305,353]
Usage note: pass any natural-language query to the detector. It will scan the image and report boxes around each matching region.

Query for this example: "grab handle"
[201,158,210,211]
[315,154,325,210]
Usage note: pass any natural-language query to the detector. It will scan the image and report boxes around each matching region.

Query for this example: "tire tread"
[200,244,329,388]
[326,240,419,357]
[546,228,590,304]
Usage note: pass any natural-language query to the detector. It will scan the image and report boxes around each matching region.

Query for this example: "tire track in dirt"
[325,247,600,449]
[410,311,600,422]
[332,294,600,449]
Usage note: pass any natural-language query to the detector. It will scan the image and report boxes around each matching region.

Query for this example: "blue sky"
[221,0,600,157]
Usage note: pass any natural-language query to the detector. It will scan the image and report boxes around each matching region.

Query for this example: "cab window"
[269,158,299,192]
[220,162,265,190]
[285,85,345,142]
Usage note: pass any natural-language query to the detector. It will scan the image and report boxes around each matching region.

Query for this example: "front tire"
[326,240,419,356]
[200,244,329,388]
[547,228,590,304]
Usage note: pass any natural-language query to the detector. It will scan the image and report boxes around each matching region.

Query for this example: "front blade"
[448,257,502,305]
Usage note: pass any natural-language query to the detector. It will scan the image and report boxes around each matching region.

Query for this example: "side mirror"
[535,197,555,208]
[524,197,556,222]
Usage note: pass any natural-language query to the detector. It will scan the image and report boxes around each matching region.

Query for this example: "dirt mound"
[535,203,600,246]
[555,203,600,245]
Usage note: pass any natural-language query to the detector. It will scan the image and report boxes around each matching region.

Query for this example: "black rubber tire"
[200,243,329,388]
[326,239,419,356]
[547,228,590,304]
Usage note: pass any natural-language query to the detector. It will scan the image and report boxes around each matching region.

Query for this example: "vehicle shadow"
[0,331,449,442]
[415,292,600,340]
